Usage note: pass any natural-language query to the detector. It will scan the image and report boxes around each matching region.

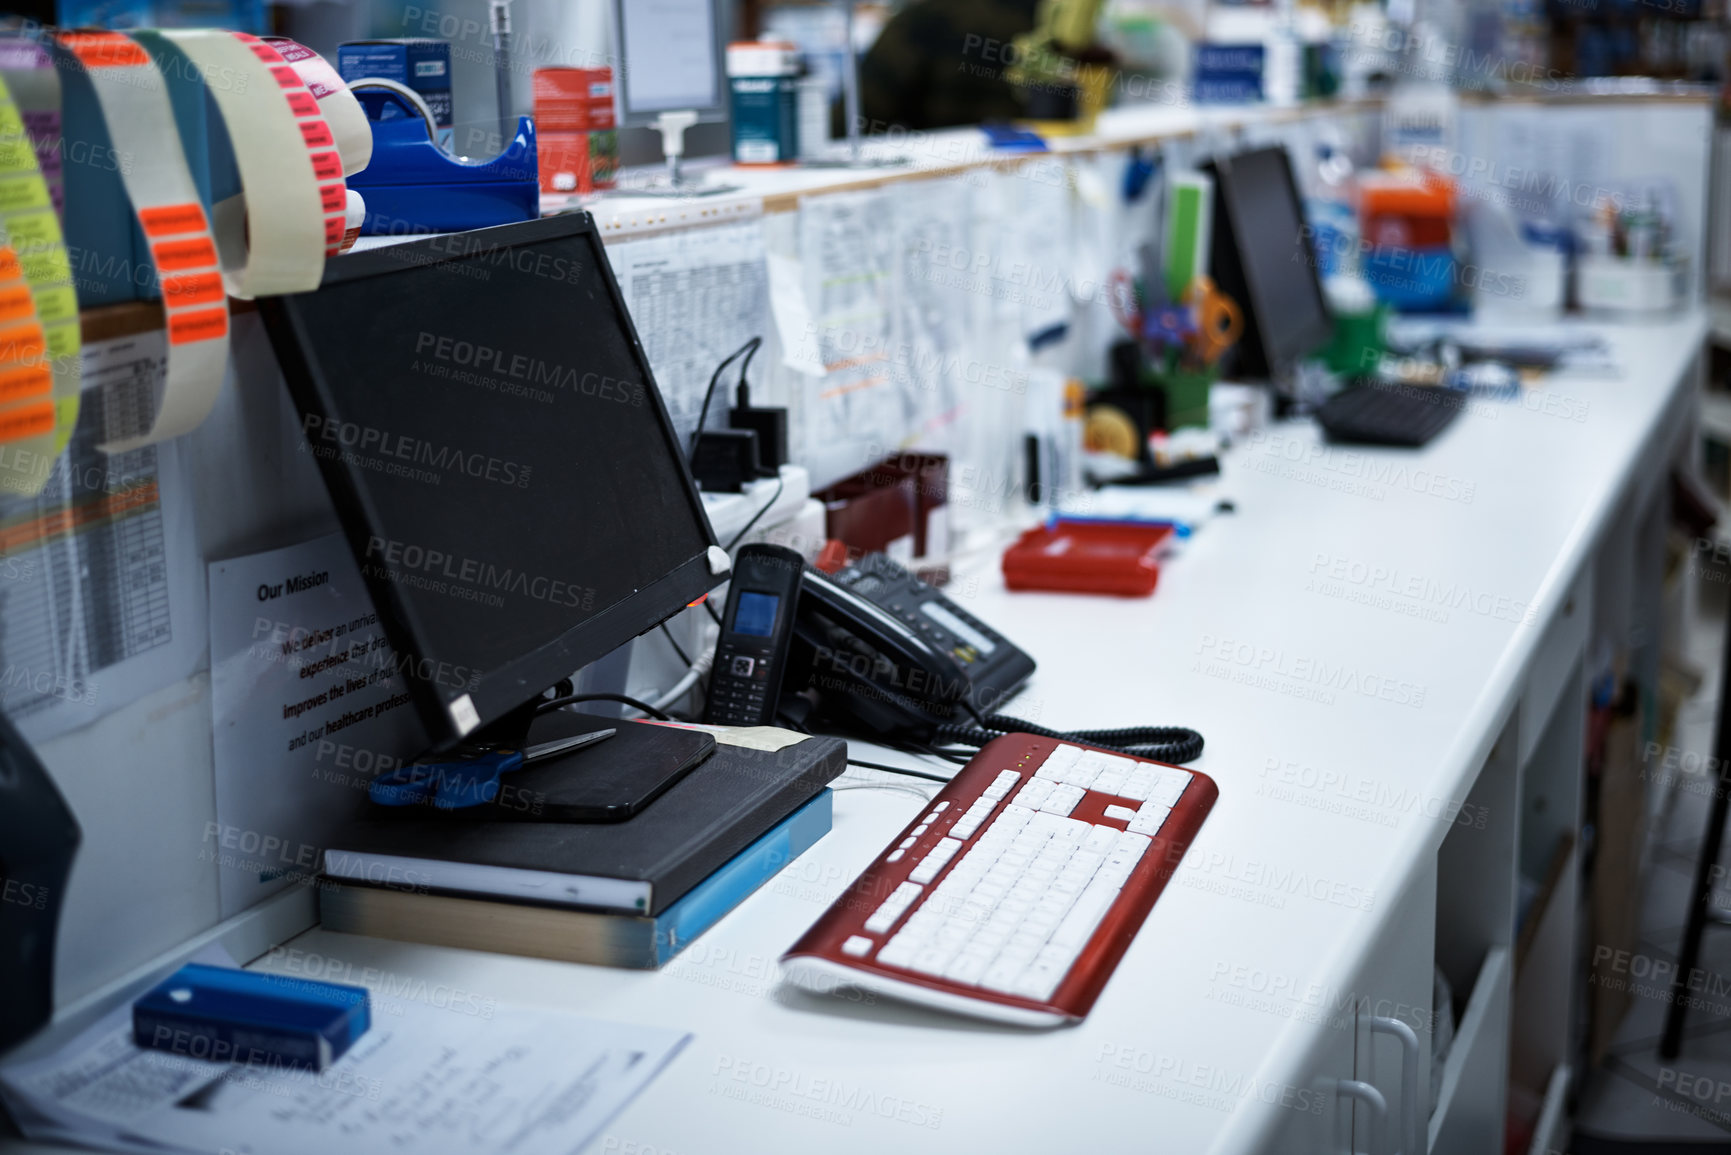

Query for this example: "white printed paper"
[0,331,204,743]
[208,532,430,918]
[607,220,771,447]
[1,994,689,1155]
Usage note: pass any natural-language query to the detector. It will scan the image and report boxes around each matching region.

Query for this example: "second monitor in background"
[1202,145,1334,383]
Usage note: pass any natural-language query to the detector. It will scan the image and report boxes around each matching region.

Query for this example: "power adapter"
[729,381,787,475]
[691,429,761,493]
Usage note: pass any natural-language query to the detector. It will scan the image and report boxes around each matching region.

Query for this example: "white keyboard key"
[877,935,919,969]
[1014,779,1055,809]
[1150,768,1192,807]
[899,837,916,850]
[909,837,963,884]
[1103,804,1137,822]
[909,946,956,975]
[1012,956,1070,1001]
[1042,784,1086,816]
[842,935,873,957]
[1084,824,1119,852]
[886,849,905,863]
[944,951,992,986]
[983,770,1020,800]
[1119,769,1157,802]
[932,801,949,812]
[863,881,924,934]
[1051,876,1121,950]
[1035,745,1081,781]
[1093,770,1128,797]
[981,958,1027,993]
[912,824,929,836]
[1126,804,1171,837]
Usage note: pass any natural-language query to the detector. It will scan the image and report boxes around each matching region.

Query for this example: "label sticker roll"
[55,30,228,455]
[262,37,372,178]
[147,31,346,299]
[0,68,76,492]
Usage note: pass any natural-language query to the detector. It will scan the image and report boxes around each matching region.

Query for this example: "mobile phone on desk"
[702,544,805,726]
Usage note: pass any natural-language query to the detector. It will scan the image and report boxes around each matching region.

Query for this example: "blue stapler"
[347,84,538,235]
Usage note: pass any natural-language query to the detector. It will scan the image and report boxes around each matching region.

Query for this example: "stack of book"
[318,725,846,969]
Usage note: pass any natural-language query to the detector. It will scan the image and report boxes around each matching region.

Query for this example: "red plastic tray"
[1001,520,1173,597]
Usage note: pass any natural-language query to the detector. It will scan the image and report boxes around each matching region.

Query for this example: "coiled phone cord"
[933,713,1205,765]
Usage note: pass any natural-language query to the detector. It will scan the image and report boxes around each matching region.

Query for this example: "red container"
[1001,520,1174,597]
[533,68,617,193]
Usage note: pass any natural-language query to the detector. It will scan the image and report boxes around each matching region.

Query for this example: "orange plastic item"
[1001,520,1174,598]
[1359,168,1456,249]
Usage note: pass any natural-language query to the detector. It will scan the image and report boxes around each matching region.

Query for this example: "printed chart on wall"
[209,531,429,918]
[799,189,906,468]
[607,219,770,448]
[0,332,203,743]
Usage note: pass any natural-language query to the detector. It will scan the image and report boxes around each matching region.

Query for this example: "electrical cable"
[934,713,1205,764]
[846,758,953,784]
[689,336,762,460]
[658,621,691,667]
[724,474,786,552]
[535,692,671,720]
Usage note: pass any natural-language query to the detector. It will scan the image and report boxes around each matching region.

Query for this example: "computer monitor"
[1202,145,1334,381]
[612,0,729,129]
[261,214,725,750]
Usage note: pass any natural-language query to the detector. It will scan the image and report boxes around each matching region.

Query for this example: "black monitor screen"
[1209,146,1333,377]
[262,215,721,747]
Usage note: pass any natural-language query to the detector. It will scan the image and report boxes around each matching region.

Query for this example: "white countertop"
[213,312,1705,1155]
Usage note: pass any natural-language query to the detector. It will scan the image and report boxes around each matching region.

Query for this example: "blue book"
[318,791,832,969]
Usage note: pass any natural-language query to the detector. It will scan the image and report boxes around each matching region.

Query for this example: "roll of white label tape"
[55,31,228,455]
[146,31,346,299]
[262,37,371,178]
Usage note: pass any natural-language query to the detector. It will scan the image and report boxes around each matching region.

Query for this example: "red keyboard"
[781,733,1217,1026]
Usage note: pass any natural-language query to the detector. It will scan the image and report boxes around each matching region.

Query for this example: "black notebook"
[323,728,846,915]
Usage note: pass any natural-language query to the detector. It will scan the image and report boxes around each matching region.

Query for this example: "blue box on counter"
[133,963,370,1072]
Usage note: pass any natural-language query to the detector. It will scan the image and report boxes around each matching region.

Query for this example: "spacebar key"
[1049,875,1122,951]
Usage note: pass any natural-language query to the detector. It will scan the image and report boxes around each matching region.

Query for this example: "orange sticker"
[0,364,51,403]
[0,285,33,326]
[233,32,261,43]
[323,217,346,247]
[310,150,343,182]
[162,271,224,308]
[168,307,228,346]
[319,183,345,214]
[152,237,218,273]
[138,202,209,238]
[0,324,47,369]
[0,402,54,443]
[248,43,279,63]
[0,247,22,282]
[299,121,334,149]
[286,91,319,117]
[271,65,298,89]
[62,32,151,69]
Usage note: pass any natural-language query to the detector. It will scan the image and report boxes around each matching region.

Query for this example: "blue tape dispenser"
[347,80,538,235]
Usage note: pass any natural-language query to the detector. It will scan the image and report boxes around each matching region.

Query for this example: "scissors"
[1182,275,1244,366]
[369,729,616,810]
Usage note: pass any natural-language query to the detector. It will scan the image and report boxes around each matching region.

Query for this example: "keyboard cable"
[933,713,1205,765]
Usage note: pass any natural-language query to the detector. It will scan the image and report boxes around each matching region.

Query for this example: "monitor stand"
[461,697,716,823]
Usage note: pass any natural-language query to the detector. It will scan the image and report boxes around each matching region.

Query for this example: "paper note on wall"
[799,188,906,475]
[0,331,203,743]
[607,219,771,448]
[208,531,430,918]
